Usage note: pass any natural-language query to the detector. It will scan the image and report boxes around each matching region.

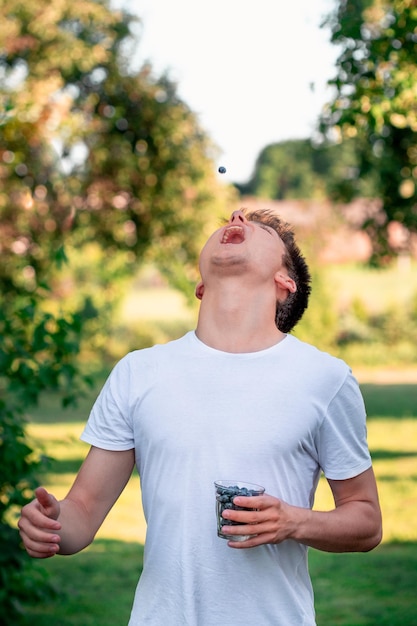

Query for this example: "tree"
[0,0,232,620]
[236,140,322,200]
[320,0,417,262]
[235,137,377,201]
[0,0,231,296]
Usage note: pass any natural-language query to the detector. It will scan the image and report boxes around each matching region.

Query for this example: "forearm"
[55,447,135,555]
[291,500,383,553]
[56,496,103,555]
[223,469,382,552]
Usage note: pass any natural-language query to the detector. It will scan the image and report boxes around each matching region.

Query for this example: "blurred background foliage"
[1,0,417,621]
[321,0,417,262]
[240,0,417,264]
[0,0,233,619]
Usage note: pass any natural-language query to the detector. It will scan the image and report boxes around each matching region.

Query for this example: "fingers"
[227,530,276,549]
[222,494,286,548]
[34,486,60,520]
[18,488,62,559]
[222,495,270,525]
[18,523,61,558]
[221,498,267,545]
[35,486,53,508]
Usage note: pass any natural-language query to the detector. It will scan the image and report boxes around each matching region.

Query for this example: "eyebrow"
[253,221,277,237]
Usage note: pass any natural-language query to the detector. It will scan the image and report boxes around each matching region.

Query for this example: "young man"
[19,209,382,625]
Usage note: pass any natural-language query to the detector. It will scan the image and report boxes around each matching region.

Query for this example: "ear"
[274,273,297,299]
[195,281,205,300]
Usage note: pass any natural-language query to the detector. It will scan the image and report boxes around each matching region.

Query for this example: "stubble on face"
[199,218,286,284]
[202,235,250,277]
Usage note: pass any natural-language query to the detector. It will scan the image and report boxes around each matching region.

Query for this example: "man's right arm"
[18,446,135,558]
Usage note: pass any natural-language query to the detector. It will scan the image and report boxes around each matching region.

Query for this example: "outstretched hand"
[18,487,62,558]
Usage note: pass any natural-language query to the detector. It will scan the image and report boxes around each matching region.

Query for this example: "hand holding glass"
[214,480,265,541]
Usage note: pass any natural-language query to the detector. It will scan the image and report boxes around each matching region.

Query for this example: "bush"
[294,268,339,352]
[0,292,95,623]
[334,294,417,367]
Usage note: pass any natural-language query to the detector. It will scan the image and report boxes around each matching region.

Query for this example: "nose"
[229,210,247,224]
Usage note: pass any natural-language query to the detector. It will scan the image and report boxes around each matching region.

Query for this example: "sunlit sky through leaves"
[113,0,338,183]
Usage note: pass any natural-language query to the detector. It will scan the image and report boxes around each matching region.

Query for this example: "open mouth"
[221,225,245,244]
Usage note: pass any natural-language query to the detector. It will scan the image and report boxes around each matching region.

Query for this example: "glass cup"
[214,480,265,541]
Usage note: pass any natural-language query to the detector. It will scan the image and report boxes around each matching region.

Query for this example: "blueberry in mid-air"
[218,166,226,174]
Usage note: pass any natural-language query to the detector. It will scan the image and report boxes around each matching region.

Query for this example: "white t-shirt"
[81,332,372,626]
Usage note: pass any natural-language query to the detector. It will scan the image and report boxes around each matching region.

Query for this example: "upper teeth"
[222,226,243,243]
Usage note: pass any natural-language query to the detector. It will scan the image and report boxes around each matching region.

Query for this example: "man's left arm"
[295,467,382,552]
[222,467,382,552]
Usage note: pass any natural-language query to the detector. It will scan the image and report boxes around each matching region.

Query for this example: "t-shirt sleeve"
[316,370,372,480]
[80,354,135,451]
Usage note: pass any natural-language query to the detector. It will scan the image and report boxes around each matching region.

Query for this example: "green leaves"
[0,0,231,617]
[320,0,417,263]
[0,282,96,621]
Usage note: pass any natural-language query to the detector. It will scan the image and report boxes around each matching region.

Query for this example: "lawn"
[121,261,417,323]
[326,260,417,314]
[19,374,417,625]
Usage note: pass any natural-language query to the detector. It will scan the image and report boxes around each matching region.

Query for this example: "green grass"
[18,377,417,624]
[126,261,417,320]
[361,383,417,418]
[327,261,417,314]
[20,541,417,626]
[25,540,143,626]
[311,543,417,625]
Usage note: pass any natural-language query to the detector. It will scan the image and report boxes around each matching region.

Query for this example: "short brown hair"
[244,208,311,333]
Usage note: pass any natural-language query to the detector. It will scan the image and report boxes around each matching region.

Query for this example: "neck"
[195,282,285,353]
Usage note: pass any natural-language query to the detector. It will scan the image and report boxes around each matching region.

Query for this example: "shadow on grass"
[44,458,85,474]
[23,540,144,626]
[21,540,417,626]
[28,380,105,425]
[376,474,417,482]
[361,384,417,419]
[370,449,417,461]
[29,382,417,424]
[310,541,417,626]
[45,450,417,476]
